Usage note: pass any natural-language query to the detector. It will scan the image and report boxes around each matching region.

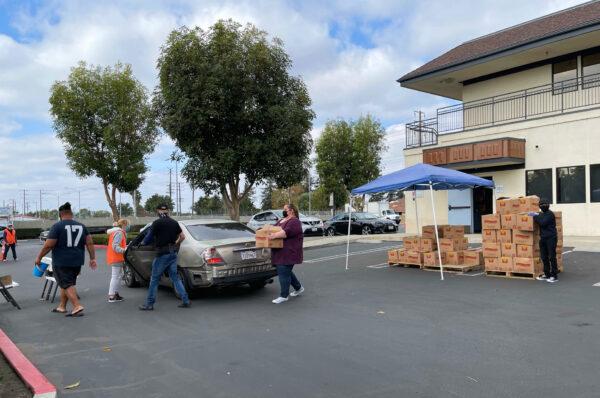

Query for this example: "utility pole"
[39,190,42,219]
[308,171,312,214]
[168,168,172,203]
[191,185,194,215]
[22,189,26,217]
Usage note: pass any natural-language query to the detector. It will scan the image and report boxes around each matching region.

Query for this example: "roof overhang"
[398,23,600,100]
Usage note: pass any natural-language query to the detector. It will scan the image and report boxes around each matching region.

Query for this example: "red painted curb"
[0,329,56,397]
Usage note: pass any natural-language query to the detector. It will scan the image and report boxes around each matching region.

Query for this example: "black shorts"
[53,266,82,289]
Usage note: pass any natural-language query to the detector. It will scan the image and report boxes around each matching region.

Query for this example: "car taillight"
[202,247,224,265]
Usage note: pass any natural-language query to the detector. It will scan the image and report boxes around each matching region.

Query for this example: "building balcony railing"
[405,72,600,148]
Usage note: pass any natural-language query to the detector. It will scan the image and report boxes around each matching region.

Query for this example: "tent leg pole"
[492,187,497,214]
[414,191,420,235]
[429,183,444,281]
[345,195,353,271]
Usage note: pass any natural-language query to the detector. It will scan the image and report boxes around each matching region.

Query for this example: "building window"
[526,169,553,203]
[590,164,600,202]
[552,58,578,94]
[582,51,600,89]
[556,166,585,204]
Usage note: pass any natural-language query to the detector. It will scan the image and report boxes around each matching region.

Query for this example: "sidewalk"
[305,233,600,252]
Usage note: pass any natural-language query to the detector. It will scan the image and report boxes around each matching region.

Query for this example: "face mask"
[282,210,288,218]
[540,205,550,212]
[158,212,168,218]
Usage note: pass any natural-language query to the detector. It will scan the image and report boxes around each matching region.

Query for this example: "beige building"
[398,1,600,236]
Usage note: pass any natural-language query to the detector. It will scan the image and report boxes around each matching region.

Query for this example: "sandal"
[51,308,67,314]
[66,308,85,317]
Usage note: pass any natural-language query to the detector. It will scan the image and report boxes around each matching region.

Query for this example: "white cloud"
[0,0,590,211]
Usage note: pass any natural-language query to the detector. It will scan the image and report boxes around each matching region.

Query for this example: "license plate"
[240,250,257,260]
[311,227,317,232]
[388,226,394,230]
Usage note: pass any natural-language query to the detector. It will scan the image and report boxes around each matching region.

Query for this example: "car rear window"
[185,223,256,241]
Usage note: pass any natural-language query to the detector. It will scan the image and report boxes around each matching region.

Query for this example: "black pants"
[3,244,16,260]
[539,237,558,278]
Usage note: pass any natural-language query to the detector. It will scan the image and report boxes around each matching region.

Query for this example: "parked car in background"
[323,212,398,236]
[39,229,50,244]
[123,219,277,294]
[247,210,324,235]
[381,209,401,224]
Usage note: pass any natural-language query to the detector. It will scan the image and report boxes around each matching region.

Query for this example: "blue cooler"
[33,261,49,277]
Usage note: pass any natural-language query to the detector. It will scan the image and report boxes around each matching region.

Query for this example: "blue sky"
[0,0,585,213]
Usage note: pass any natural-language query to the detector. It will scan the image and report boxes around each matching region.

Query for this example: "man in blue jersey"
[35,202,97,317]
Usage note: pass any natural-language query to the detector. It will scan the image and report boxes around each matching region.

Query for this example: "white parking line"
[367,263,389,269]
[303,245,400,264]
[593,282,600,287]
[562,250,574,255]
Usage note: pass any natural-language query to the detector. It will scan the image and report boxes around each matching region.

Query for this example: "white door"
[448,189,472,230]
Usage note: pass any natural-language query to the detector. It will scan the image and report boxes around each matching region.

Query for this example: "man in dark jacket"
[530,198,559,283]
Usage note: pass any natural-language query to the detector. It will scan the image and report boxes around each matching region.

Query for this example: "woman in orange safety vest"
[106,219,129,302]
[3,224,17,261]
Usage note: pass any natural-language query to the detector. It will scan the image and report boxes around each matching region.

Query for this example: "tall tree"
[144,194,174,213]
[260,182,274,210]
[193,195,225,214]
[315,115,386,208]
[155,20,314,220]
[49,62,158,221]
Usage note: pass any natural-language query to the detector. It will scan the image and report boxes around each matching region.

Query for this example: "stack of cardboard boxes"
[482,195,563,276]
[387,225,483,269]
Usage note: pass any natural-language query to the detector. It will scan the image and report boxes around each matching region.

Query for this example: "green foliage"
[260,182,274,210]
[315,115,386,208]
[13,228,43,240]
[118,203,134,217]
[77,208,92,218]
[193,195,225,214]
[49,62,159,221]
[309,186,332,211]
[271,185,305,209]
[92,210,111,218]
[92,232,139,245]
[39,209,59,220]
[239,191,259,214]
[155,20,314,220]
[144,194,174,213]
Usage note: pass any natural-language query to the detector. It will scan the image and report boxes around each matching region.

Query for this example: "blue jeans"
[145,252,189,306]
[276,264,301,298]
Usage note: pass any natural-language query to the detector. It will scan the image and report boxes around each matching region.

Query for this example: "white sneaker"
[272,297,289,304]
[536,274,549,281]
[547,277,558,283]
[289,286,304,297]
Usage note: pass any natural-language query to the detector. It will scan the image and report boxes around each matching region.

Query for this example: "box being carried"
[255,225,284,248]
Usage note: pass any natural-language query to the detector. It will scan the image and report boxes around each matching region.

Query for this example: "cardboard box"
[481,214,501,230]
[516,213,536,231]
[405,251,423,265]
[463,250,483,266]
[497,229,512,243]
[554,211,562,226]
[557,239,564,248]
[509,198,521,213]
[419,238,437,252]
[462,237,469,250]
[403,236,420,251]
[255,225,284,248]
[516,244,540,258]
[397,250,409,263]
[422,225,445,239]
[482,242,502,258]
[518,195,540,213]
[513,230,539,246]
[498,256,514,271]
[496,198,512,215]
[556,225,563,237]
[558,257,564,272]
[446,251,464,265]
[442,225,464,239]
[482,229,497,243]
[513,257,543,274]
[501,213,517,229]
[388,249,400,263]
[484,257,500,271]
[423,251,446,266]
[0,275,12,286]
[501,242,516,257]
[439,238,464,253]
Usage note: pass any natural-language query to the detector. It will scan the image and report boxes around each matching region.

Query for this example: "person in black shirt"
[139,203,190,310]
[530,198,559,283]
[35,202,97,316]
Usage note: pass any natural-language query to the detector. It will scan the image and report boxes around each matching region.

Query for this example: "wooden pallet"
[388,262,422,269]
[485,270,538,280]
[421,264,482,274]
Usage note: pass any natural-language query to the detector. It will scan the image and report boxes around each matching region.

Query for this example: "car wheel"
[361,225,372,235]
[326,228,336,236]
[174,268,192,299]
[122,263,140,288]
[249,280,268,289]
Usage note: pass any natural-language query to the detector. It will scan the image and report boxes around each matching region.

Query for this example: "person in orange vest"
[106,219,129,302]
[3,224,17,261]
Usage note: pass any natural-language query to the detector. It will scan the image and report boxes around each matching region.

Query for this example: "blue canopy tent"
[346,163,495,280]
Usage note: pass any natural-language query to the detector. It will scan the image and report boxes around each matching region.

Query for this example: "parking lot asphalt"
[1,240,599,398]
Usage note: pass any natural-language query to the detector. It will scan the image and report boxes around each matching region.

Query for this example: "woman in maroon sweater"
[268,203,304,304]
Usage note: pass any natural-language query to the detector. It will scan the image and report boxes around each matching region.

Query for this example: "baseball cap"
[156,203,170,211]
[539,198,550,206]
